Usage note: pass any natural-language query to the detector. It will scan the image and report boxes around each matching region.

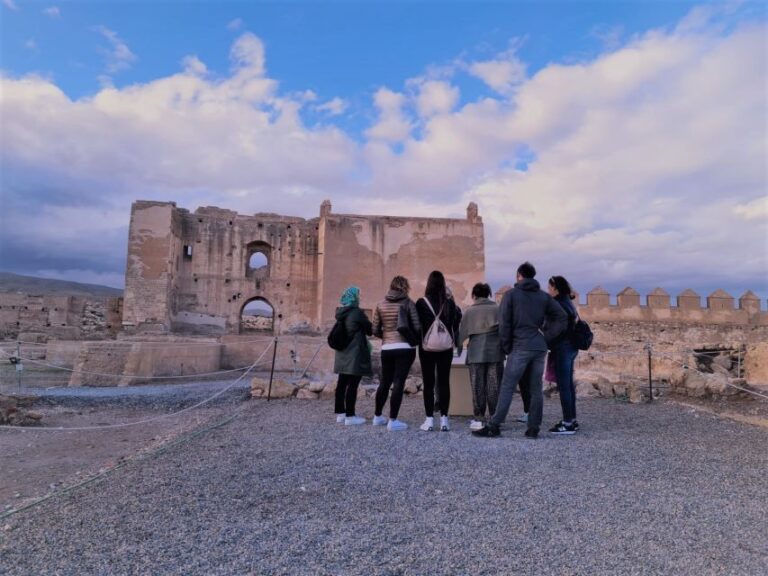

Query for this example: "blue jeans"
[552,341,578,422]
[490,349,546,432]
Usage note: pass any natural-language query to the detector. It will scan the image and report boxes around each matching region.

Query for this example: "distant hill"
[0,272,123,298]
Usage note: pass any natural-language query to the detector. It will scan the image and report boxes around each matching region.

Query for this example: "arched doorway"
[241,297,274,332]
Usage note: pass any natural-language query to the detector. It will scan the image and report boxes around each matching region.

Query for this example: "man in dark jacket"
[473,262,567,438]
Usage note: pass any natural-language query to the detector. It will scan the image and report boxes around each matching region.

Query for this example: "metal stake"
[16,340,22,392]
[267,336,278,401]
[646,343,653,402]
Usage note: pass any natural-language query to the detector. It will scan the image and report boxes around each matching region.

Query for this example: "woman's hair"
[389,275,410,294]
[471,282,492,299]
[549,275,575,300]
[425,270,447,307]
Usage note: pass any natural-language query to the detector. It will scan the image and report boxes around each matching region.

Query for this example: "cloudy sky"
[1,0,766,305]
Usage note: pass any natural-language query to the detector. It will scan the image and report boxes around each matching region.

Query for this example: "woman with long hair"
[371,275,421,431]
[547,275,580,435]
[332,286,372,426]
[415,270,462,431]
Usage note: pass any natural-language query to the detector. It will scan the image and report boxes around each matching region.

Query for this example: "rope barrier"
[0,341,273,432]
[3,335,328,348]
[0,350,263,380]
[655,351,768,402]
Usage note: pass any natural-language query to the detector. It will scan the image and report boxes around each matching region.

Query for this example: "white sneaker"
[335,413,346,424]
[516,413,528,423]
[387,419,408,431]
[419,417,434,432]
[372,415,388,426]
[344,416,366,426]
[469,419,484,431]
[440,416,450,432]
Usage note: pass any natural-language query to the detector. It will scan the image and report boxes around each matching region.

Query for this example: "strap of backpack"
[423,297,444,320]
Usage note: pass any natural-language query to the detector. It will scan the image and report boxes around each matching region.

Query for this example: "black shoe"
[524,428,539,439]
[572,420,580,431]
[549,422,577,435]
[472,425,500,438]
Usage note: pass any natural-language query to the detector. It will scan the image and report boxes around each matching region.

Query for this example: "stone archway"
[241,297,274,333]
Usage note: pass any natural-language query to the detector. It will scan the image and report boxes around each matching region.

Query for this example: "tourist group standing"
[329,261,584,438]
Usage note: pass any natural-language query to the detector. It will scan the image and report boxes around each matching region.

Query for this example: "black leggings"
[419,347,453,417]
[375,348,416,419]
[335,374,363,417]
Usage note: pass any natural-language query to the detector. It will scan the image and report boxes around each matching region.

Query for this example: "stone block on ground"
[404,376,421,395]
[595,377,614,398]
[296,388,319,400]
[308,380,326,393]
[0,394,43,426]
[319,383,336,399]
[251,376,296,399]
[575,380,600,398]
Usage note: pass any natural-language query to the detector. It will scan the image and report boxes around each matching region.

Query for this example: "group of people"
[331,262,582,438]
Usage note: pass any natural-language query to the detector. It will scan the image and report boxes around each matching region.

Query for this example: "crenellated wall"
[579,286,767,326]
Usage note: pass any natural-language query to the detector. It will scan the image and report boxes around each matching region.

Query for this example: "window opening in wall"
[249,252,268,270]
[241,298,274,333]
[184,245,193,259]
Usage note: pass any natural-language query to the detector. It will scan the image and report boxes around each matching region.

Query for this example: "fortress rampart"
[578,286,767,326]
[0,294,122,341]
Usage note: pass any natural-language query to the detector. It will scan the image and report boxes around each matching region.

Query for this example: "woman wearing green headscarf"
[333,286,373,425]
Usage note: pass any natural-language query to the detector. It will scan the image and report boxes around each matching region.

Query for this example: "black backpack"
[572,318,593,351]
[327,318,350,351]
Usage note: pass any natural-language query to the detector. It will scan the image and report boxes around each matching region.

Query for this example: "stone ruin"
[122,199,485,335]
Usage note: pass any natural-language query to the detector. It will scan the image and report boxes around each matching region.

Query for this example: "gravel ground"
[1,396,767,575]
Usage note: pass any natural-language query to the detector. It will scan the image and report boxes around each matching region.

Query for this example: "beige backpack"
[421,298,454,352]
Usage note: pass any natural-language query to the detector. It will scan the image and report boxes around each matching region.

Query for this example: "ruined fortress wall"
[123,200,485,335]
[122,201,180,331]
[317,202,485,329]
[0,294,121,340]
[172,206,320,334]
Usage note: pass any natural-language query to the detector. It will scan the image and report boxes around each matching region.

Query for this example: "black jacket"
[498,278,567,354]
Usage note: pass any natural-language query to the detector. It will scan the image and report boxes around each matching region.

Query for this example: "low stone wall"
[45,341,83,369]
[68,338,222,386]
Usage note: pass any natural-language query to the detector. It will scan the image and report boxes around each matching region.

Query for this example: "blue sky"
[1,0,766,305]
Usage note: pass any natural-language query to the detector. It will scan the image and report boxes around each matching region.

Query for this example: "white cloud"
[415,80,459,118]
[227,18,243,31]
[230,32,265,75]
[43,6,60,17]
[468,56,527,95]
[365,88,412,142]
[590,24,624,51]
[181,55,207,76]
[316,97,348,116]
[733,197,768,221]
[94,25,136,74]
[24,38,36,50]
[3,0,19,11]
